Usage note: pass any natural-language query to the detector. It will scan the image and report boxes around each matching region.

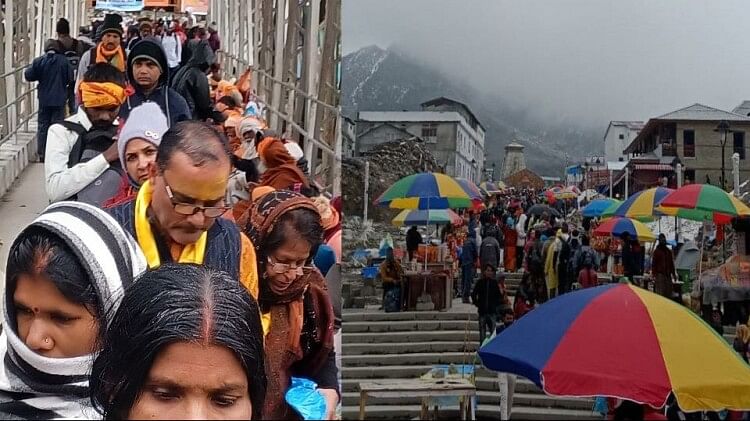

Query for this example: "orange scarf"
[259,139,309,190]
[96,43,126,72]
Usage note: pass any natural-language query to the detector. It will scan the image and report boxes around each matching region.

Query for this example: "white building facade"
[355,98,486,183]
[604,121,644,163]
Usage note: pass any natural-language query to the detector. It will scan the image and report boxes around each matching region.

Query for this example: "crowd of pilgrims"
[7,11,342,421]
[389,191,658,344]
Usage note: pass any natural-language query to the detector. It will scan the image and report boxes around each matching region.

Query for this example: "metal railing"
[0,65,37,148]
[219,51,342,196]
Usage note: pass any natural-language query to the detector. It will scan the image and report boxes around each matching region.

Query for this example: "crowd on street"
[4,11,342,420]
[441,190,685,341]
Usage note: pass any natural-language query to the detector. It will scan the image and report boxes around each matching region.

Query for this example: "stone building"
[355,97,486,183]
[500,141,526,179]
[624,103,750,191]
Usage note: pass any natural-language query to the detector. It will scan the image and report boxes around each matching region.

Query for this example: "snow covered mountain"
[342,45,602,176]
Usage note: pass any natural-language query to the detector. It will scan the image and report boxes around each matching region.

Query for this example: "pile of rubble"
[342,139,441,222]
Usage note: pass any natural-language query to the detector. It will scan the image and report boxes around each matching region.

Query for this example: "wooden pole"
[269,0,286,130]
[363,160,369,222]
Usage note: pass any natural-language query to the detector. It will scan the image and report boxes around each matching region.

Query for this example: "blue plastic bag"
[285,377,327,420]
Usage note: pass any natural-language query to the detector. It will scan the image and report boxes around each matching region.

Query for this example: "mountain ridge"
[342,45,603,176]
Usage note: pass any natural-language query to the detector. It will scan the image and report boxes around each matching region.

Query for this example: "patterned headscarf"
[241,189,334,419]
[245,189,320,256]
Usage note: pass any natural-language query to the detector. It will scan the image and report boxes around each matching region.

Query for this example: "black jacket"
[406,228,422,252]
[171,39,214,120]
[472,277,501,315]
[121,39,191,127]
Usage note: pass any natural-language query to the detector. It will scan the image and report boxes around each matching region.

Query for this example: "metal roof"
[624,103,750,154]
[732,101,750,117]
[654,103,750,122]
[420,97,486,131]
[358,111,463,123]
[610,121,645,130]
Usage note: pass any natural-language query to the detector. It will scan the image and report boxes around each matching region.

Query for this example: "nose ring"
[44,337,50,345]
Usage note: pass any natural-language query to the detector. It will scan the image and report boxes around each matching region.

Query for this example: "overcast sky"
[343,0,750,128]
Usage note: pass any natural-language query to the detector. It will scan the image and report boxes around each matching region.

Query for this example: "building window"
[683,130,695,158]
[619,134,624,140]
[685,169,695,184]
[734,132,745,160]
[421,124,437,143]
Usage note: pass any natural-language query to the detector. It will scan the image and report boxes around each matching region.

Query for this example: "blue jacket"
[24,51,73,107]
[120,85,190,128]
[461,236,478,266]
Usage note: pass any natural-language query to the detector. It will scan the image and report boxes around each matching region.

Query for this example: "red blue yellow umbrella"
[375,172,476,209]
[582,198,621,218]
[454,178,484,201]
[658,184,750,220]
[480,181,506,195]
[479,283,750,411]
[612,187,674,221]
[593,217,655,241]
[392,209,462,227]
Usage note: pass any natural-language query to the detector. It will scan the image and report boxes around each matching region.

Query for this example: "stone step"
[342,352,480,367]
[343,310,478,322]
[343,403,601,420]
[342,391,594,411]
[344,330,480,344]
[345,319,476,333]
[343,341,480,355]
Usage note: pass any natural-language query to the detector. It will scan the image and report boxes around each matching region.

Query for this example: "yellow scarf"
[134,180,208,268]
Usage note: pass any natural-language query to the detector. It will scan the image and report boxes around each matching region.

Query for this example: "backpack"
[58,121,124,207]
[63,39,81,72]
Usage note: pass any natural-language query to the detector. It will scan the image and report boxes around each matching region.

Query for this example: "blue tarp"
[95,0,144,12]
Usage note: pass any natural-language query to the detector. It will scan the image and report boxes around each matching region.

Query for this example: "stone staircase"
[342,305,600,420]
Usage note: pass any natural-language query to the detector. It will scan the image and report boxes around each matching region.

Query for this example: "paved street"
[0,164,48,267]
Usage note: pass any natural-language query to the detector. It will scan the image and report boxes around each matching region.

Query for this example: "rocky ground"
[342,140,441,222]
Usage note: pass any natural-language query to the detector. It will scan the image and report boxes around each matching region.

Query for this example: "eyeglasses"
[163,177,229,218]
[266,256,313,276]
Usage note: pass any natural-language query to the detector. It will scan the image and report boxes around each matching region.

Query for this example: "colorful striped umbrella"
[658,184,750,219]
[612,187,674,221]
[548,186,577,199]
[374,173,476,209]
[593,217,656,241]
[391,209,462,227]
[581,198,621,218]
[454,178,485,201]
[480,181,506,195]
[478,283,750,411]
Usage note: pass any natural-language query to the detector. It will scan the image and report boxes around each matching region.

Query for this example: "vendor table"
[358,379,476,420]
[404,271,452,311]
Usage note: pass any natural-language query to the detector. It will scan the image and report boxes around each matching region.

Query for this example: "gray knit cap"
[117,102,169,169]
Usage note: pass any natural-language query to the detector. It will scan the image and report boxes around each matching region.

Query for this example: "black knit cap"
[56,18,70,35]
[127,38,169,85]
[100,14,123,37]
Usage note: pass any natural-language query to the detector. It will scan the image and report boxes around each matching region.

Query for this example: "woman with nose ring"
[0,201,146,419]
[240,189,338,419]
